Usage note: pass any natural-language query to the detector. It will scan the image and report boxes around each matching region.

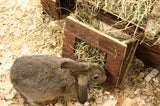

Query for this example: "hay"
[72,0,159,42]
[72,0,159,65]
[71,1,132,40]
[75,39,107,67]
[86,0,157,27]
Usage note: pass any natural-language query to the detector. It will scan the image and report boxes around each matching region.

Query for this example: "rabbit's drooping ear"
[77,74,88,104]
[61,61,89,70]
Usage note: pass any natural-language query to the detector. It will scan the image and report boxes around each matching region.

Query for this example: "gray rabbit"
[10,55,106,106]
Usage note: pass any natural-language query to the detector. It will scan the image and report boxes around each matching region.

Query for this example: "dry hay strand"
[71,0,159,66]
[71,0,132,40]
[86,0,157,27]
[72,0,160,44]
[75,39,107,67]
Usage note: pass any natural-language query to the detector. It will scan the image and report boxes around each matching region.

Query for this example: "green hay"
[75,39,107,67]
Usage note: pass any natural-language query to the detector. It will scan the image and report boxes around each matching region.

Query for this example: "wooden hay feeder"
[40,0,76,19]
[62,16,138,87]
[94,0,160,68]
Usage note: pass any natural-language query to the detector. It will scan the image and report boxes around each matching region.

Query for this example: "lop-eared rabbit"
[10,55,106,106]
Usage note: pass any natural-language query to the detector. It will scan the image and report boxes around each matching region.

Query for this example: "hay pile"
[75,39,107,67]
[73,0,159,66]
[72,0,159,42]
[87,0,157,26]
[71,1,132,40]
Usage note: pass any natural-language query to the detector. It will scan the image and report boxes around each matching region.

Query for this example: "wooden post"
[40,0,76,19]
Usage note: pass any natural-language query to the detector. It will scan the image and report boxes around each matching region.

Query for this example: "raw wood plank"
[119,41,139,87]
[65,16,127,59]
[64,29,77,40]
[105,54,123,87]
[41,0,60,19]
[105,55,122,77]
[62,48,76,59]
[63,36,75,53]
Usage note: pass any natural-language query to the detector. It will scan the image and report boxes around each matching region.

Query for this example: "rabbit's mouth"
[88,82,99,88]
[89,78,106,88]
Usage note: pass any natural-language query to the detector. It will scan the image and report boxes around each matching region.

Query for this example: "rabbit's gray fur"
[10,55,106,105]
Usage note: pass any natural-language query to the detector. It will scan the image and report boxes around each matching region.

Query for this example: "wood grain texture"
[105,55,122,87]
[136,44,160,67]
[62,31,76,59]
[64,29,77,40]
[62,48,76,59]
[63,36,75,53]
[119,41,139,87]
[41,0,60,19]
[105,55,122,78]
[65,16,127,59]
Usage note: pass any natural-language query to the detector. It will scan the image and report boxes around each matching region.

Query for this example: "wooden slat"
[105,55,122,77]
[118,41,139,87]
[65,16,127,59]
[64,29,77,40]
[41,0,60,19]
[63,36,75,53]
[105,54,122,87]
[62,48,76,59]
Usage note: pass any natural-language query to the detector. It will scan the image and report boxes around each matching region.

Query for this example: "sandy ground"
[0,0,159,106]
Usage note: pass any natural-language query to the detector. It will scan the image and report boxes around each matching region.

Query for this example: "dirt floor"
[0,0,159,106]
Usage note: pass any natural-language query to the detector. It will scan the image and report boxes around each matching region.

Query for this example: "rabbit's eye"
[93,76,99,80]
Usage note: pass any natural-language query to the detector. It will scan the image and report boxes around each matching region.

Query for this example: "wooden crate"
[40,0,76,19]
[62,16,138,87]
